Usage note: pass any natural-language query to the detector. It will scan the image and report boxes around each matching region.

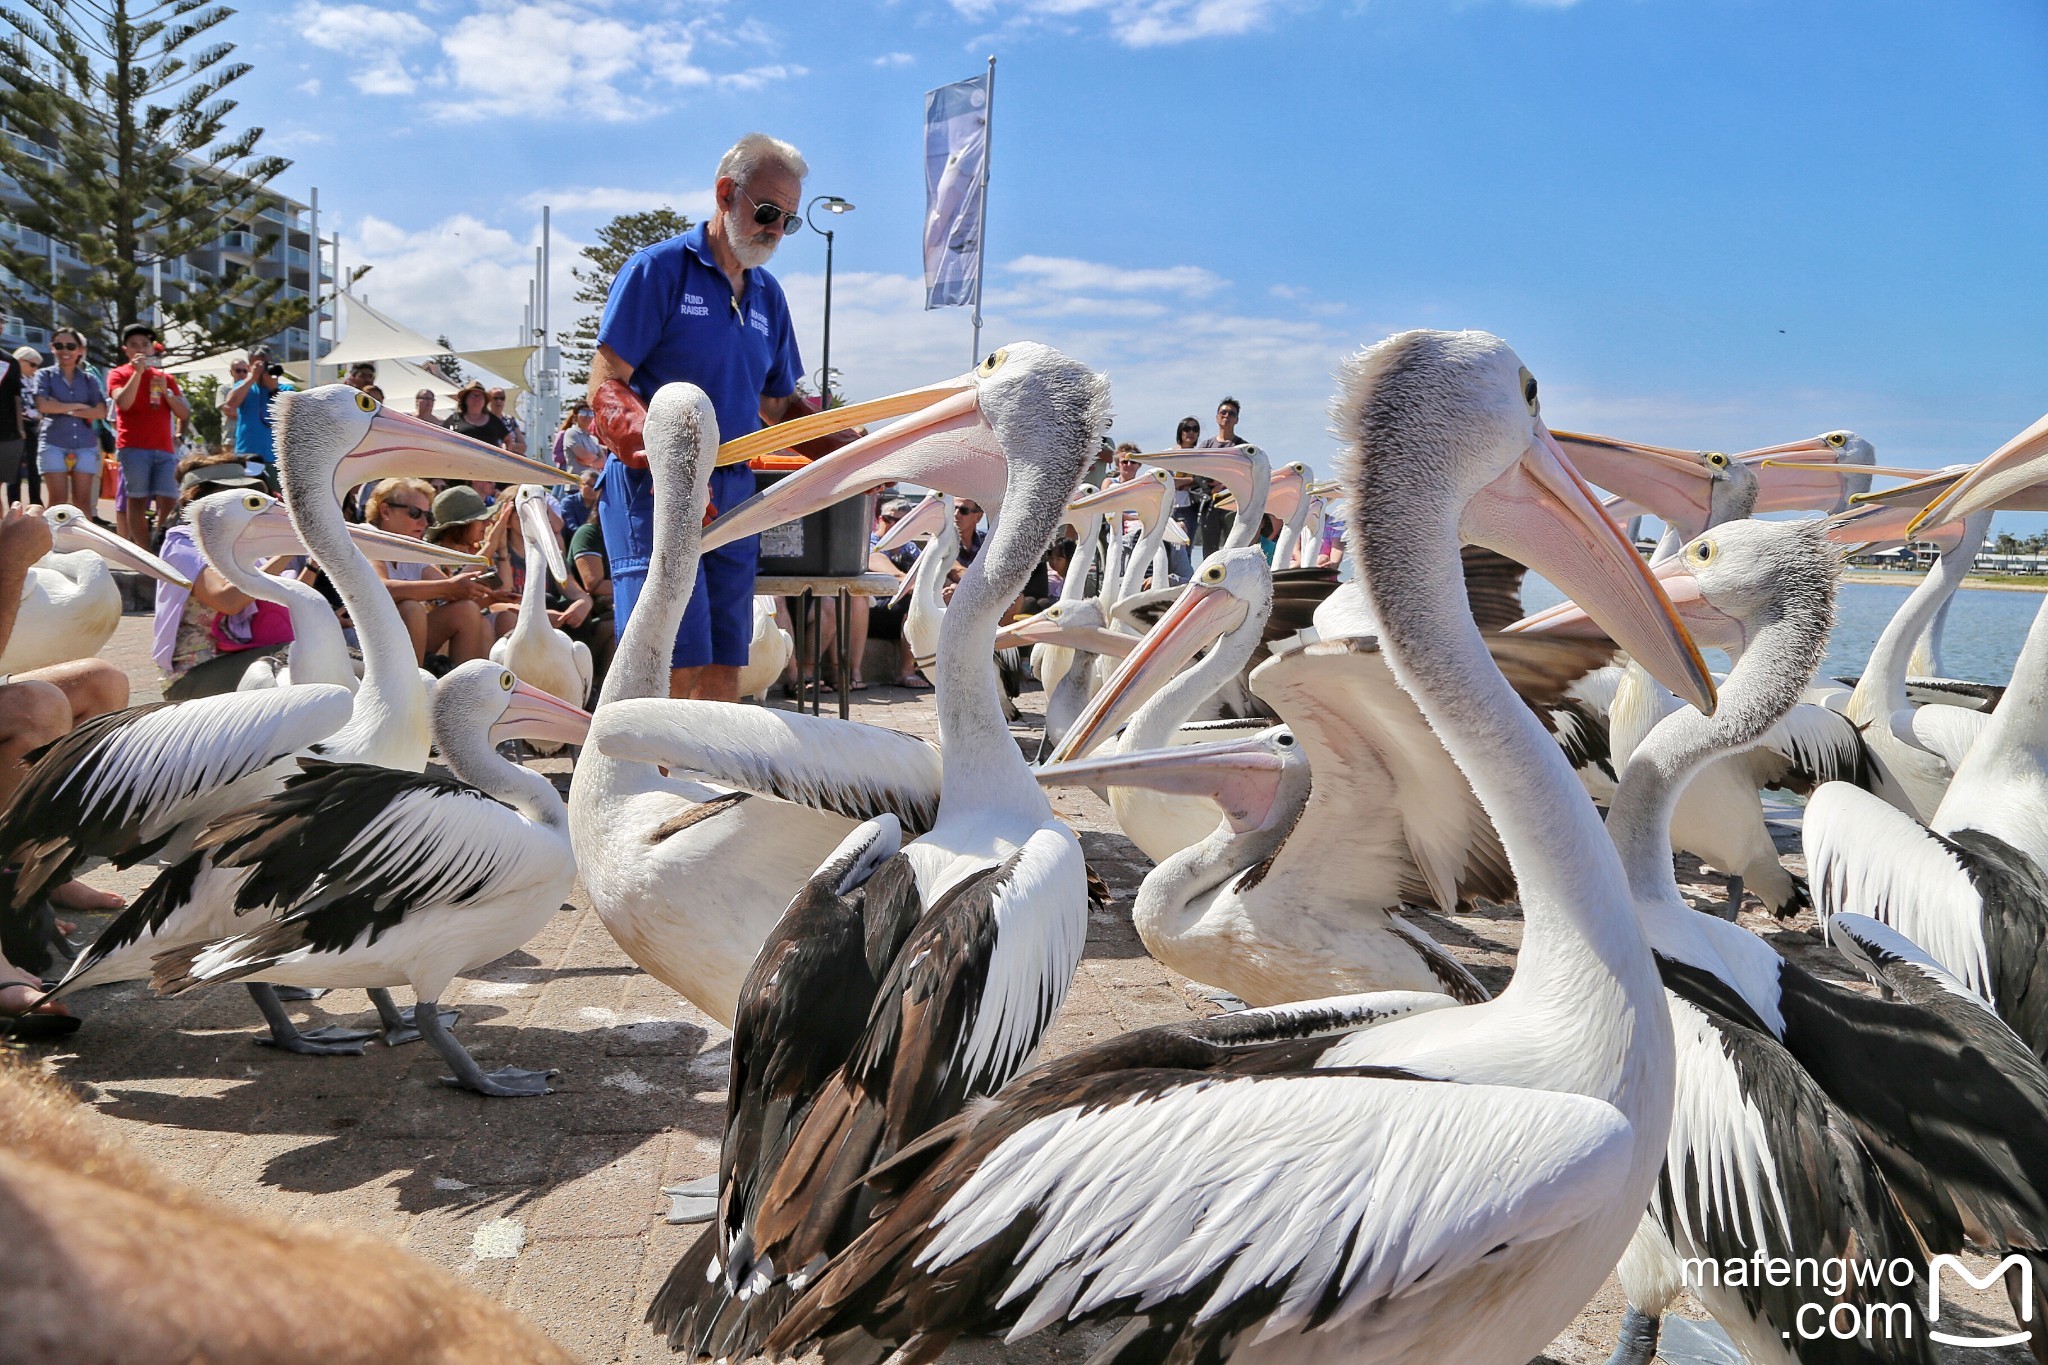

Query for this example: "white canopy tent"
[317,293,445,371]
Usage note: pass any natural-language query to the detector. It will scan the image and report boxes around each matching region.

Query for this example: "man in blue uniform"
[588,132,811,700]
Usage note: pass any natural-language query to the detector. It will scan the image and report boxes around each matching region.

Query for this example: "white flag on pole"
[922,72,991,310]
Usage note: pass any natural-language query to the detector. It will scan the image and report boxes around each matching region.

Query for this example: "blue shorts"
[119,447,178,500]
[39,443,99,476]
[612,462,759,669]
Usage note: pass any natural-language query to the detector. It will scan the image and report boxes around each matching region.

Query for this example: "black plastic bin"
[750,465,873,576]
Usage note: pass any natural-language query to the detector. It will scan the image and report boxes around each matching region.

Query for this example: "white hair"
[716,133,809,188]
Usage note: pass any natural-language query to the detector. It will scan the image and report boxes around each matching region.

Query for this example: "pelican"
[1141,443,1273,551]
[0,488,481,908]
[490,484,592,711]
[873,490,955,671]
[1513,453,1871,917]
[152,662,589,1097]
[1599,516,2048,1361]
[994,597,1131,758]
[1076,468,1174,600]
[1038,582,1615,1008]
[632,343,1108,1357]
[565,385,942,1038]
[755,328,1708,1365]
[29,387,563,1050]
[0,505,192,674]
[734,596,791,703]
[1806,568,2048,1062]
[1028,483,1103,692]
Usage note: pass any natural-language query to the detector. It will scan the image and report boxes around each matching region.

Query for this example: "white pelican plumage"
[754,328,1710,1365]
[0,505,192,674]
[1025,482,1103,693]
[30,387,564,1049]
[1598,516,2048,1361]
[565,385,943,1037]
[153,661,589,1096]
[490,484,592,711]
[635,342,1107,1358]
[873,490,955,672]
[734,596,791,703]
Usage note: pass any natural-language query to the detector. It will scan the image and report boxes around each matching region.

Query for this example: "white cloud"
[299,1,801,123]
[873,51,916,67]
[1006,255,1225,297]
[302,4,434,94]
[517,186,717,218]
[348,213,585,352]
[949,0,1296,47]
[295,77,322,96]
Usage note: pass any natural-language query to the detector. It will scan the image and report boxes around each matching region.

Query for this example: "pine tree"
[0,0,308,357]
[426,335,464,387]
[560,206,692,386]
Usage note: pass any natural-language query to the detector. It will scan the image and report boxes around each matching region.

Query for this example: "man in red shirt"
[106,323,189,547]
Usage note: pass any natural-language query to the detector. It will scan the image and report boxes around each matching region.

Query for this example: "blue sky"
[222,0,2047,519]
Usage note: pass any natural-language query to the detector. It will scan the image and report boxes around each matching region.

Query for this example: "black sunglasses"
[51,342,80,352]
[389,502,430,521]
[739,187,804,235]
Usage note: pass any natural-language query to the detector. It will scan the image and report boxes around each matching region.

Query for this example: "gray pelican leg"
[416,996,554,1097]
[248,984,373,1055]
[662,1173,720,1224]
[272,986,329,1001]
[1717,875,1744,921]
[1601,1305,1660,1365]
[368,986,460,1046]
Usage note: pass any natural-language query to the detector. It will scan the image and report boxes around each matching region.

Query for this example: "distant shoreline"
[1841,570,2048,594]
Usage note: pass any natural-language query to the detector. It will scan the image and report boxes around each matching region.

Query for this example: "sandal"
[850,678,871,692]
[897,674,933,691]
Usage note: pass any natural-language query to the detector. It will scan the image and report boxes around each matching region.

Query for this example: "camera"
[264,362,286,378]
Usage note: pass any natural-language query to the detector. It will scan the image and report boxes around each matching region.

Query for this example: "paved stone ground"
[13,610,2034,1363]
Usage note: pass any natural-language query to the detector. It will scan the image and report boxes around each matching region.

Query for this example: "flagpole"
[969,54,996,367]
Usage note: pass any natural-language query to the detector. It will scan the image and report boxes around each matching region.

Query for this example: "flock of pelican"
[8,331,2048,1364]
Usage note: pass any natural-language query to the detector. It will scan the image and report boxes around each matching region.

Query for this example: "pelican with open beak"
[1555,430,1869,541]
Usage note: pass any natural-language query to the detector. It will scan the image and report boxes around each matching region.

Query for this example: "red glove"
[590,379,648,469]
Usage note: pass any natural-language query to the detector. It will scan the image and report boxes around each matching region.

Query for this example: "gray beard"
[725,207,779,270]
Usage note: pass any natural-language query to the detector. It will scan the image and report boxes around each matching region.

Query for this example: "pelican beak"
[1036,729,1290,833]
[994,608,1138,658]
[1463,425,1717,713]
[874,494,946,554]
[703,386,991,553]
[1548,430,1714,527]
[1907,410,2048,536]
[233,501,487,568]
[712,381,977,468]
[51,514,191,587]
[338,404,568,497]
[517,491,570,585]
[1045,581,1250,763]
[888,571,919,609]
[1068,472,1170,525]
[1737,436,1867,514]
[1138,448,1263,507]
[1506,550,1738,653]
[1823,498,1971,554]
[492,679,592,747]
[1265,470,1309,524]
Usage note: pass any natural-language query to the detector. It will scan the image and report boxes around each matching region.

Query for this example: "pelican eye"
[242,494,265,510]
[1201,565,1226,584]
[500,671,515,691]
[1519,368,1539,413]
[1705,451,1729,469]
[1691,539,1717,564]
[354,392,378,413]
[976,349,1008,377]
[1827,431,1847,448]
[1276,733,1295,747]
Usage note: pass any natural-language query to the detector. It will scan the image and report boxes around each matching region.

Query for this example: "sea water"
[1519,578,2042,687]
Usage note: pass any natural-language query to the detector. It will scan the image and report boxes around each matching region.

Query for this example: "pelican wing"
[0,685,354,906]
[767,1070,1631,1360]
[1805,782,1993,999]
[592,700,943,836]
[1651,992,1926,1339]
[1751,701,1875,795]
[1905,703,1991,774]
[151,760,565,991]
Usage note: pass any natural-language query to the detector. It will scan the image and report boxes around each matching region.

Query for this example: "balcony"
[284,245,310,270]
[218,229,258,254]
[4,131,47,161]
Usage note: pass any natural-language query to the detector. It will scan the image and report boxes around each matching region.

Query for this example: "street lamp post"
[805,195,854,407]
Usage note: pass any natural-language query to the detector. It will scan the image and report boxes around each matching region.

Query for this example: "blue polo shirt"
[593,223,803,580]
[596,222,802,441]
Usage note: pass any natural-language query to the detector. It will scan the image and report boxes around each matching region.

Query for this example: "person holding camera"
[219,347,284,488]
[106,323,189,548]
